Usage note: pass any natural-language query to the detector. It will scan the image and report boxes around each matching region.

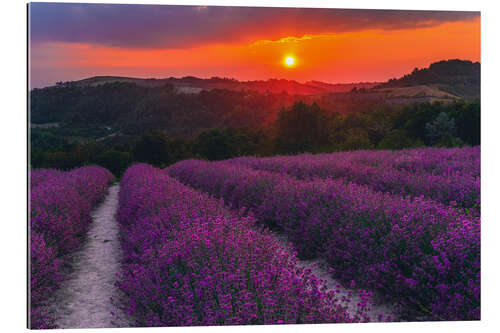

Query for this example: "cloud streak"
[29,3,479,49]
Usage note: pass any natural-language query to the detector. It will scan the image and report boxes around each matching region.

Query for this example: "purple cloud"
[29,3,479,49]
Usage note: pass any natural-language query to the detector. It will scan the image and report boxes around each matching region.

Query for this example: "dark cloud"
[29,3,479,49]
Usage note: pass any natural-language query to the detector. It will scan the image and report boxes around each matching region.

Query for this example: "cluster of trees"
[31,98,479,177]
[31,142,133,177]
[30,81,396,139]
[274,99,479,153]
[30,82,302,137]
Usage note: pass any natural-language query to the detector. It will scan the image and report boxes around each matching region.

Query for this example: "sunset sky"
[29,3,480,88]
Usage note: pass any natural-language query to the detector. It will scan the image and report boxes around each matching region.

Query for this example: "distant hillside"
[310,60,481,110]
[32,59,480,139]
[375,59,480,99]
[57,59,479,100]
[30,83,309,136]
[305,80,379,92]
[58,76,381,96]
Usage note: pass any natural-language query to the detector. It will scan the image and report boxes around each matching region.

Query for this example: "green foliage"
[193,128,257,161]
[275,101,331,154]
[30,129,68,152]
[30,149,45,169]
[377,130,424,150]
[393,100,479,146]
[43,151,83,170]
[335,128,374,151]
[449,100,480,145]
[395,102,442,144]
[327,107,396,150]
[30,83,298,138]
[30,82,151,124]
[425,112,460,147]
[132,132,193,167]
[132,132,171,167]
[93,150,132,177]
[166,137,193,163]
[29,82,480,169]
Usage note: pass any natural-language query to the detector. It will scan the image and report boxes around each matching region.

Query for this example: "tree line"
[31,98,479,177]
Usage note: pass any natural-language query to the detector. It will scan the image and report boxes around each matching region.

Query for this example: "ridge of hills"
[51,59,480,100]
[58,75,380,95]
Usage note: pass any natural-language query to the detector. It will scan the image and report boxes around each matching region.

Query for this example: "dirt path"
[273,233,398,322]
[49,184,130,328]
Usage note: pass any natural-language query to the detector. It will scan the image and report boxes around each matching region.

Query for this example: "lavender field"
[29,146,480,328]
[29,166,114,328]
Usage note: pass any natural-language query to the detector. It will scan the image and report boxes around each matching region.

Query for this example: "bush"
[94,150,132,178]
[377,130,423,150]
[43,151,83,170]
[193,128,257,161]
[336,128,374,151]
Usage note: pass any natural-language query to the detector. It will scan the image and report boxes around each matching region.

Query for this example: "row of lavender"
[115,164,371,326]
[234,146,479,176]
[227,147,480,214]
[29,166,114,329]
[372,146,479,176]
[317,146,478,176]
[167,159,480,321]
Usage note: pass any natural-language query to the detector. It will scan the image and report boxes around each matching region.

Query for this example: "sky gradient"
[29,3,480,88]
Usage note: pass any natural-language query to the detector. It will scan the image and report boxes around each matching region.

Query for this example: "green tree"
[193,128,256,161]
[93,150,132,178]
[133,132,171,167]
[378,130,424,150]
[43,151,82,170]
[395,102,440,144]
[450,100,480,145]
[30,149,45,169]
[425,112,461,147]
[166,137,193,164]
[274,101,330,154]
[337,128,374,151]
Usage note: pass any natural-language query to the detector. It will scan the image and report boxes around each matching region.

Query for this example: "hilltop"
[52,59,480,103]
[57,76,380,96]
[375,59,480,99]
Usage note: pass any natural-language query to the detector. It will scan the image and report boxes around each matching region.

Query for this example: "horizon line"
[30,58,480,89]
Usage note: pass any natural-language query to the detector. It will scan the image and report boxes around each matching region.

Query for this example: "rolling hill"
[58,76,380,96]
[375,59,480,99]
[55,59,479,103]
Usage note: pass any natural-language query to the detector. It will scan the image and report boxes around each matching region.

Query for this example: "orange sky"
[30,10,480,87]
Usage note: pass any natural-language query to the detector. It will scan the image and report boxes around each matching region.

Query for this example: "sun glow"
[284,56,295,67]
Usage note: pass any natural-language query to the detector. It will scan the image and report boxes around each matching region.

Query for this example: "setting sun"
[284,56,295,67]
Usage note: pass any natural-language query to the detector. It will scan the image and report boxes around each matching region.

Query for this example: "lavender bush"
[228,147,480,214]
[167,154,480,321]
[30,169,64,188]
[29,166,114,328]
[116,164,369,326]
